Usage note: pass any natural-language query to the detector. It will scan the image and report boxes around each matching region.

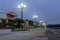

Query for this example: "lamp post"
[18,3,26,20]
[39,20,46,28]
[33,15,38,26]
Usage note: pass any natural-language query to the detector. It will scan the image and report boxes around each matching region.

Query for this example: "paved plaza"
[0,28,60,40]
[0,28,48,40]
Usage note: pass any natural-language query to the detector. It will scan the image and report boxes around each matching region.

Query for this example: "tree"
[2,19,6,28]
[26,20,34,26]
[14,18,25,23]
[13,18,25,28]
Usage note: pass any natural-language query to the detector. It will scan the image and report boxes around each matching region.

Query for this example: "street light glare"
[20,3,24,6]
[18,3,26,8]
[24,5,26,8]
[18,6,21,8]
[42,23,45,25]
[20,3,26,8]
[40,20,43,23]
[33,15,38,18]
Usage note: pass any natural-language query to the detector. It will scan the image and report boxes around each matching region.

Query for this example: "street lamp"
[39,20,44,26]
[40,20,43,23]
[39,20,46,28]
[18,3,26,20]
[33,15,38,22]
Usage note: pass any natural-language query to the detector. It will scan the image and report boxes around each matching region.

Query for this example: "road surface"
[46,28,60,40]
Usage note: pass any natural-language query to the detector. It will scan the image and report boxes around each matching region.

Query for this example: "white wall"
[0,29,11,34]
[0,13,7,19]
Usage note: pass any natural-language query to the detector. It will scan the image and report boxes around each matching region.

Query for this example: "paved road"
[0,28,48,40]
[46,28,60,40]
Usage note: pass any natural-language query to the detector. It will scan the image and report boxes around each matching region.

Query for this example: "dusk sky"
[0,0,60,24]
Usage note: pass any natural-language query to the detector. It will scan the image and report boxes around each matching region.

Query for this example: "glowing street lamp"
[40,20,43,23]
[33,15,38,22]
[39,20,44,25]
[39,20,46,28]
[18,3,26,19]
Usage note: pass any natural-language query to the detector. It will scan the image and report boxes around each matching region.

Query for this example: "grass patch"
[11,28,28,32]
